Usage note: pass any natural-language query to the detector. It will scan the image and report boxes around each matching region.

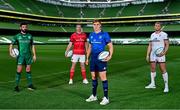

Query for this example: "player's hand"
[33,55,36,62]
[9,51,14,58]
[158,51,166,57]
[85,59,89,65]
[65,51,68,58]
[103,55,112,62]
[146,55,149,62]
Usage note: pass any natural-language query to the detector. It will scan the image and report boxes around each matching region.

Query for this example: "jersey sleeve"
[70,34,74,43]
[84,33,87,42]
[163,33,168,40]
[30,35,34,45]
[88,33,92,44]
[11,35,17,45]
[104,32,111,45]
[149,34,153,42]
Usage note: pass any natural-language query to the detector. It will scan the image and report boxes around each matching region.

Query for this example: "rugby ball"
[98,51,110,61]
[65,50,73,57]
[154,47,164,56]
[11,48,19,58]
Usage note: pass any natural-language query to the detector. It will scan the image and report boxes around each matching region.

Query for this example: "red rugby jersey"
[70,32,87,55]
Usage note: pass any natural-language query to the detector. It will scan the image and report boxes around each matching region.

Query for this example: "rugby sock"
[70,69,75,79]
[92,79,98,96]
[26,72,33,86]
[162,72,168,88]
[102,80,108,99]
[15,72,21,86]
[81,69,87,79]
[151,72,156,85]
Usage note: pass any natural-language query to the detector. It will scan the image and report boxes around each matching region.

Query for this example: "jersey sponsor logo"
[75,38,85,42]
[91,39,102,44]
[91,41,102,44]
[19,40,31,43]
[151,38,160,42]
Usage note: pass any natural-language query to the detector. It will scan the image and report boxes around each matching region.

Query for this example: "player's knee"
[26,67,31,72]
[17,69,22,73]
[71,63,76,69]
[91,74,97,80]
[151,67,156,72]
[80,64,85,69]
[70,67,75,71]
[100,75,107,81]
[17,67,22,73]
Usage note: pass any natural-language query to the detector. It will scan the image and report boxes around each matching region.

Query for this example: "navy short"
[90,55,107,72]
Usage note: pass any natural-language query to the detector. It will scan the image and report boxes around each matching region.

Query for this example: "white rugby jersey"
[150,31,168,51]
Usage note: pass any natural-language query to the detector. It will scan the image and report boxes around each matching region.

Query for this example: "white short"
[150,52,166,63]
[71,54,85,63]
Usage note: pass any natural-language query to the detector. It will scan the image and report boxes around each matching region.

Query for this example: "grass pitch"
[0,45,180,109]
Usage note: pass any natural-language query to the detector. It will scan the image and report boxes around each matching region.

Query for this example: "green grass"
[0,45,180,109]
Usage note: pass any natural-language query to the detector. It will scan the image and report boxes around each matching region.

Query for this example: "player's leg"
[86,59,98,102]
[25,57,35,90]
[86,71,98,102]
[98,62,109,105]
[69,62,77,84]
[145,53,157,89]
[79,55,88,84]
[99,71,109,105]
[14,65,23,92]
[159,62,169,92]
[69,55,78,84]
[26,65,35,90]
[14,56,24,92]
[80,62,88,84]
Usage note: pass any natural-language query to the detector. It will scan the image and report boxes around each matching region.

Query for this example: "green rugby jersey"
[12,33,34,56]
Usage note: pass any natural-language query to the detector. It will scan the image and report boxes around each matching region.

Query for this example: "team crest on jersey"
[28,36,31,39]
[99,36,102,39]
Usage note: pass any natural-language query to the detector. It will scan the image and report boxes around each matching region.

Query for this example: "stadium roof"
[38,0,165,8]
[55,0,165,3]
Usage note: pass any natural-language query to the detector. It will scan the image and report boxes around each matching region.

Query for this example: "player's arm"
[30,36,36,62]
[164,39,169,54]
[85,41,88,53]
[9,44,14,57]
[65,42,73,57]
[159,39,169,57]
[146,42,152,62]
[32,45,36,62]
[85,43,91,65]
[104,42,113,62]
[9,35,17,57]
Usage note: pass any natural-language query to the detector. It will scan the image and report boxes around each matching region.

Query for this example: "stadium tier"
[0,0,179,32]
[0,21,180,32]
[0,0,179,18]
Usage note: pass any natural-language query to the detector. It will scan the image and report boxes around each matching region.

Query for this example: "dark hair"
[93,19,101,24]
[20,22,28,27]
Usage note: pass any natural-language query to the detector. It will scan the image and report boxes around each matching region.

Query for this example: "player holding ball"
[9,22,36,92]
[145,22,169,93]
[85,20,113,105]
[65,24,89,85]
